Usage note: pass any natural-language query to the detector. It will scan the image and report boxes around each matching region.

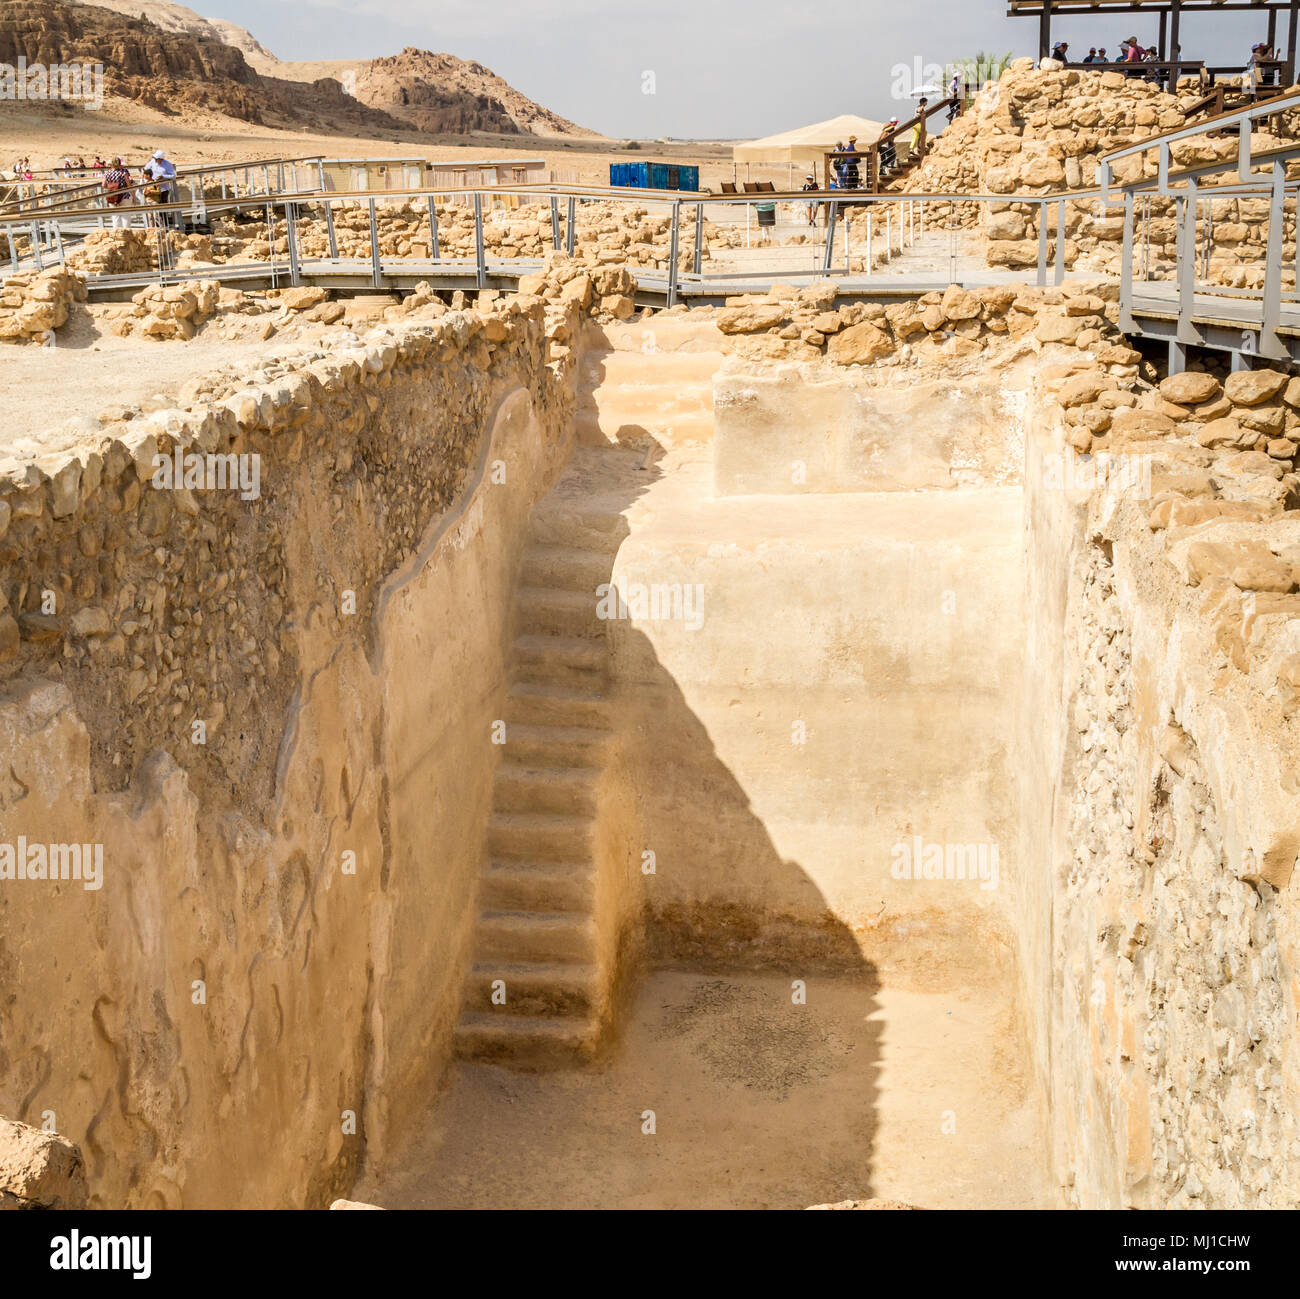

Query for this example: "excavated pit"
[361,313,1050,1208]
[3,295,1298,1211]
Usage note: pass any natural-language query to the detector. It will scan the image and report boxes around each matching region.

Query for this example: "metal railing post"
[427,195,439,260]
[369,197,382,289]
[1119,190,1136,332]
[692,201,704,277]
[550,196,562,251]
[566,197,576,256]
[1036,201,1048,286]
[667,200,681,306]
[286,201,301,286]
[866,210,873,272]
[325,201,338,259]
[822,202,839,272]
[1054,198,1066,285]
[1238,118,1254,183]
[473,192,486,290]
[1261,160,1287,358]
[1175,180,1201,344]
[30,221,42,270]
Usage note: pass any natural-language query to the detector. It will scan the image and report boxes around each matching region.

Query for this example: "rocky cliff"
[0,0,407,134]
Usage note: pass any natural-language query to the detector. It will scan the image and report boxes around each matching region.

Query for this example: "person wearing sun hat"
[801,172,820,225]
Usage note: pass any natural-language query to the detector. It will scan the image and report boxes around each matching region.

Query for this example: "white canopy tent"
[732,114,887,167]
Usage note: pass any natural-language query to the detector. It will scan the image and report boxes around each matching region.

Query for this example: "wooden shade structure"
[1009,0,1300,84]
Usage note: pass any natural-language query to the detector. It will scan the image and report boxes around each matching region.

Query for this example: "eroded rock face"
[0,0,406,131]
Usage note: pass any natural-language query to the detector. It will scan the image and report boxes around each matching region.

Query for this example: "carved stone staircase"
[454,317,722,1068]
[452,487,623,1067]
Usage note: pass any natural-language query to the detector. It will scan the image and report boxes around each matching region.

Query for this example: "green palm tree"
[951,50,1015,90]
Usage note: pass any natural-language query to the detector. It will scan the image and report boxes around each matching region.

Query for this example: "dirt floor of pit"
[361,971,1053,1210]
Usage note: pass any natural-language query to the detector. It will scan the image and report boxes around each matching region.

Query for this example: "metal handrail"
[1100,87,1300,199]
[0,156,329,216]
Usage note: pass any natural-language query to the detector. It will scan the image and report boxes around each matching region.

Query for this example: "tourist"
[145,148,178,227]
[880,118,899,173]
[1248,44,1263,95]
[1082,48,1098,64]
[912,99,928,158]
[104,157,133,228]
[1143,47,1162,83]
[1124,37,1144,76]
[801,173,819,226]
[1051,40,1069,63]
[842,136,861,190]
[1097,47,1109,63]
[1265,44,1280,85]
[948,70,962,122]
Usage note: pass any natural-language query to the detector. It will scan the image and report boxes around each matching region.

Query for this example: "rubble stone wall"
[0,294,582,1206]
[1025,361,1300,1208]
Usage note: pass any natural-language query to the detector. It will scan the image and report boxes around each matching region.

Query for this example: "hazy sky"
[197,0,1273,138]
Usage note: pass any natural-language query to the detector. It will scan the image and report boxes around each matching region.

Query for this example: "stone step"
[494,761,599,815]
[475,909,597,963]
[499,720,610,767]
[511,633,606,686]
[527,507,629,557]
[516,585,605,640]
[579,348,722,389]
[462,961,599,1018]
[453,1011,600,1067]
[505,683,611,731]
[581,380,714,421]
[488,810,596,862]
[480,858,596,913]
[595,316,724,354]
[574,404,715,451]
[519,544,614,592]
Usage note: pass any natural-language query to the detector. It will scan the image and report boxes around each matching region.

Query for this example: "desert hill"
[0,0,408,134]
[75,0,595,137]
[76,0,274,61]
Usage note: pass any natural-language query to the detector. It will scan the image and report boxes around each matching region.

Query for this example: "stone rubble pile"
[899,58,1300,283]
[0,266,86,343]
[0,1116,87,1210]
[113,279,221,340]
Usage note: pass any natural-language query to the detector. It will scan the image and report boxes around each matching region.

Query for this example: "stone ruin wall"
[898,60,1300,288]
[0,290,593,1207]
[1025,365,1300,1209]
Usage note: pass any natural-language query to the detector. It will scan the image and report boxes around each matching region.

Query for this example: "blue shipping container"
[609,161,699,191]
